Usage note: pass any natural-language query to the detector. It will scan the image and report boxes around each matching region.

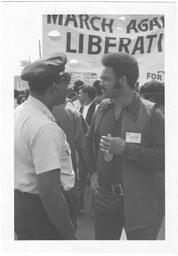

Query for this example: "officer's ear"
[51,81,60,94]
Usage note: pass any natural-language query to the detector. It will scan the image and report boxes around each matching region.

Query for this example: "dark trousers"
[94,188,164,240]
[63,186,79,231]
[14,190,63,240]
[78,160,88,209]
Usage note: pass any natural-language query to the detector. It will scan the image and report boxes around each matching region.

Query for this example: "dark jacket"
[85,102,96,126]
[85,93,164,231]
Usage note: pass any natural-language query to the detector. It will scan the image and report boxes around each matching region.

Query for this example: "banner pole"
[39,40,42,59]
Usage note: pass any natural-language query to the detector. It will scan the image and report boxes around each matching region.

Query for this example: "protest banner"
[43,14,164,86]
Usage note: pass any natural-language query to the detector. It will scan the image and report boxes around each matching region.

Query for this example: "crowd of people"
[14,51,165,240]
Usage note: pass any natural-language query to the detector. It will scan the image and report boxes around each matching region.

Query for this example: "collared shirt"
[72,99,81,112]
[14,95,75,194]
[82,102,93,120]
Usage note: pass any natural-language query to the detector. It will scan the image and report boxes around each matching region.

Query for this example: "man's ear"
[51,82,58,93]
[119,75,128,87]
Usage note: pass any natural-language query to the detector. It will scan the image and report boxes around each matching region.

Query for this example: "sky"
[2,3,42,75]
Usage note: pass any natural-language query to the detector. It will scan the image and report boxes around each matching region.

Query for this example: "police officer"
[86,52,164,240]
[14,53,77,240]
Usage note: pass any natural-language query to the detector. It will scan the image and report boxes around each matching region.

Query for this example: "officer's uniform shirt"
[14,95,75,194]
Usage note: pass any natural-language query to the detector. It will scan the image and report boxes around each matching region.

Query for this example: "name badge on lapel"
[126,132,141,144]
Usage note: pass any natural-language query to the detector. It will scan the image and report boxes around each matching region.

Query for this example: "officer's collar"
[26,96,56,122]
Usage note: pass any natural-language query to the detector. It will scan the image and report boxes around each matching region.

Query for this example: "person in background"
[15,89,30,107]
[85,52,164,240]
[93,80,104,106]
[78,85,97,211]
[14,89,19,99]
[73,80,84,95]
[14,89,19,107]
[65,87,77,109]
[14,90,24,108]
[72,80,84,111]
[52,101,89,230]
[66,87,76,101]
[89,80,104,214]
[139,79,165,240]
[14,52,77,240]
[140,80,164,113]
[16,94,27,105]
[78,85,97,126]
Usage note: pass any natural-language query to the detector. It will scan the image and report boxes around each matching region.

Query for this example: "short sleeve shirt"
[14,96,74,194]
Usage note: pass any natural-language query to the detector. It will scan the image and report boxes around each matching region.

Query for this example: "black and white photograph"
[0,1,177,255]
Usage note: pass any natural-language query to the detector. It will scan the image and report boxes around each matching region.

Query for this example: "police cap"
[21,52,67,83]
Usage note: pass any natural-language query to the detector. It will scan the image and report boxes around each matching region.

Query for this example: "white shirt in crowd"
[82,102,93,120]
[14,95,75,194]
[72,99,81,112]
